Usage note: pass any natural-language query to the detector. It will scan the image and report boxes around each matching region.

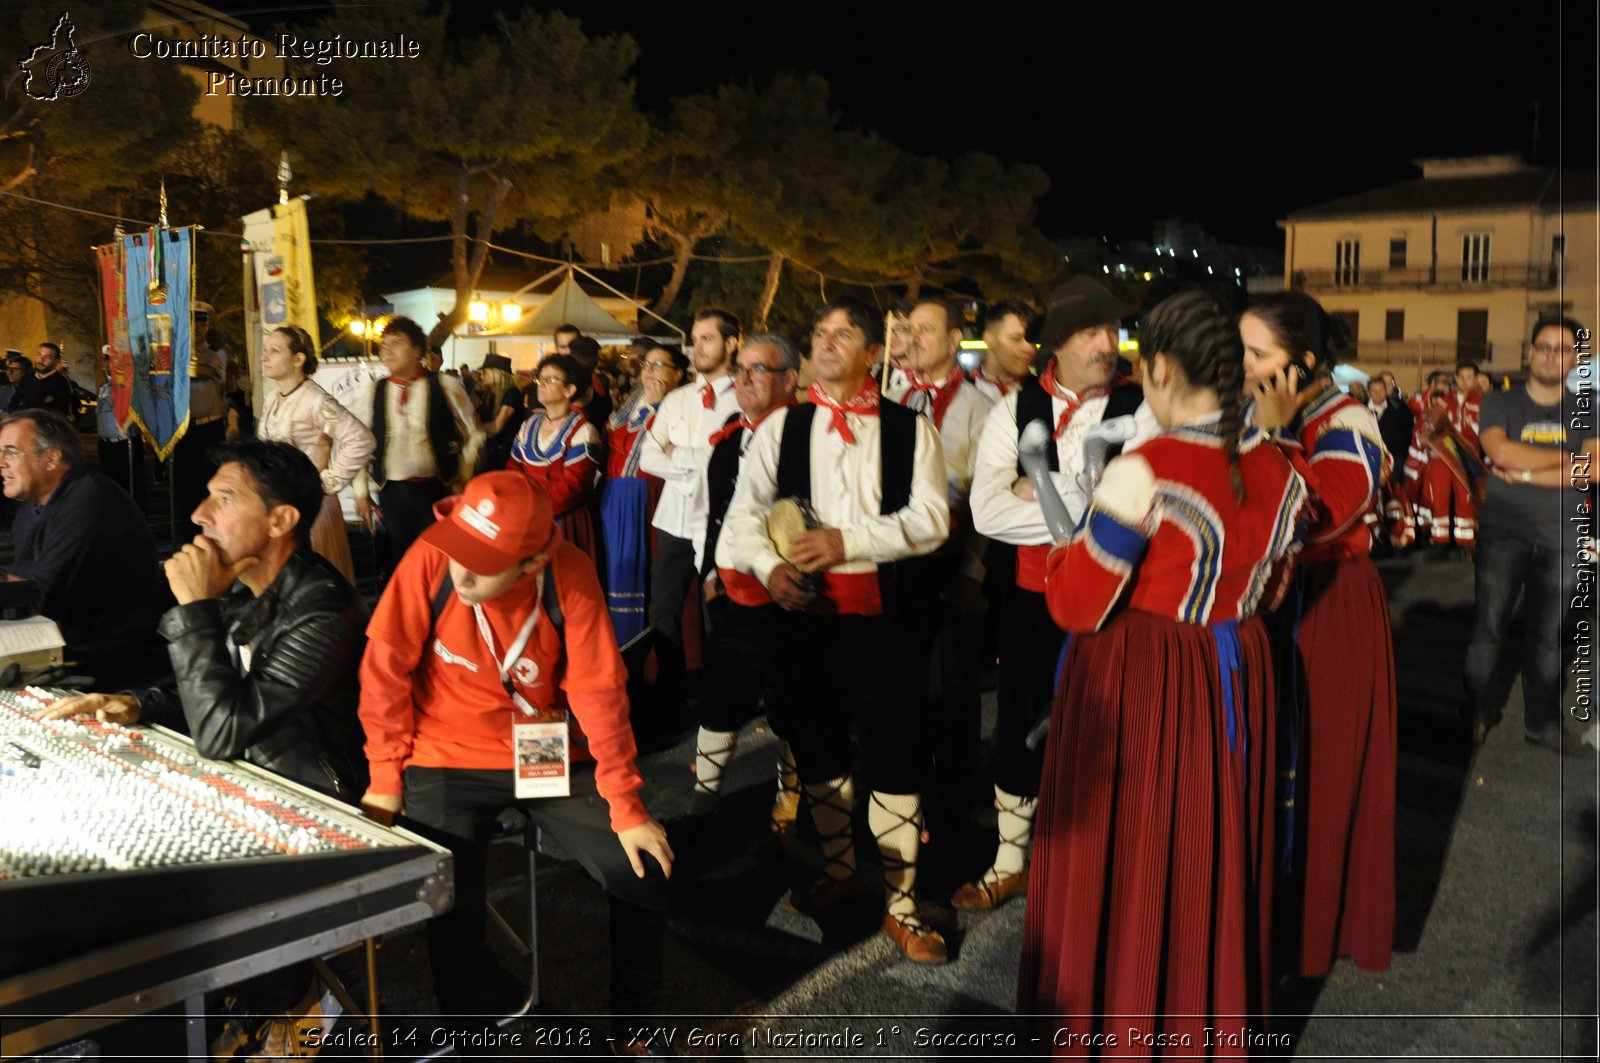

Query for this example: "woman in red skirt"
[511,353,603,563]
[1242,292,1396,977]
[1020,291,1306,1056]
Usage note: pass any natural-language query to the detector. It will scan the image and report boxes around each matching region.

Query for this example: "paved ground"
[15,454,1597,1060]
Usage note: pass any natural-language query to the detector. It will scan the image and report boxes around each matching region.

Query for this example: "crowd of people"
[10,278,1592,1058]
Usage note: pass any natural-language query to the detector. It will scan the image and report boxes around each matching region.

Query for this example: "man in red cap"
[357,470,673,1044]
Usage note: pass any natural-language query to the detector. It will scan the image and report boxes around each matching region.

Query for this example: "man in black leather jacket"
[43,440,368,799]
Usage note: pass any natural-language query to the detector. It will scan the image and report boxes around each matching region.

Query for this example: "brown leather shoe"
[950,872,1027,910]
[881,914,949,965]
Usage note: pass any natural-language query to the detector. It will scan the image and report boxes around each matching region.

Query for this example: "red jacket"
[358,527,646,831]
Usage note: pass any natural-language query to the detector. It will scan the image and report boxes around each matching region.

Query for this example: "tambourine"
[766,497,822,593]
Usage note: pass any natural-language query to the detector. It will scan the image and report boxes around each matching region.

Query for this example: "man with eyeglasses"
[718,298,952,964]
[2,353,40,412]
[0,409,169,686]
[683,333,800,844]
[1465,316,1597,752]
[635,307,741,744]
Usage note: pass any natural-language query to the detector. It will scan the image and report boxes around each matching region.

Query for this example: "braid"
[1143,290,1247,500]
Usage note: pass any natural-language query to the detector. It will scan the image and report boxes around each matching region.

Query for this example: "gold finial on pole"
[277,150,291,206]
[158,179,168,229]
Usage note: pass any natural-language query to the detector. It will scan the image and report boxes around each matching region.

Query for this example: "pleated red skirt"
[1288,555,1396,976]
[1019,610,1277,1059]
[558,504,600,568]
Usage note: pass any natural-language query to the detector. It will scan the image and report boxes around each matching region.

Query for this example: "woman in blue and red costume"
[511,354,603,564]
[1242,292,1396,978]
[1019,291,1306,1056]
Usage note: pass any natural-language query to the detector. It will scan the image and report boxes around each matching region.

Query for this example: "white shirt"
[716,403,951,587]
[887,376,994,508]
[971,384,1159,546]
[638,374,739,542]
[352,372,482,498]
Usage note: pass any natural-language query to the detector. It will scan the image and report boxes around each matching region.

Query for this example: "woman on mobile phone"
[1242,291,1396,978]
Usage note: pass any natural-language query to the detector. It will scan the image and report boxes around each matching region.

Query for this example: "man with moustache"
[972,300,1039,402]
[683,333,801,838]
[963,277,1156,911]
[635,307,742,737]
[718,298,951,963]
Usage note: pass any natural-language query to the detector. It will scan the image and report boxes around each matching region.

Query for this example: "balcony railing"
[1294,263,1560,291]
[1349,339,1495,369]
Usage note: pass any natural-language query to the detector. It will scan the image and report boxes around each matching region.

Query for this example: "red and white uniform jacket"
[1046,420,1307,633]
[1267,385,1389,564]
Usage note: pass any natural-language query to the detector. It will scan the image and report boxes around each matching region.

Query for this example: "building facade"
[1281,155,1598,388]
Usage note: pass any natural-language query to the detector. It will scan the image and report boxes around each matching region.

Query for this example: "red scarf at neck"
[906,369,964,429]
[389,370,426,408]
[808,379,880,445]
[1039,363,1107,439]
[707,398,795,448]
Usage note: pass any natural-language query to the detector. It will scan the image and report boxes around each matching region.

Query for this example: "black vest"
[1013,379,1144,477]
[775,400,918,611]
[370,374,461,488]
[701,412,745,580]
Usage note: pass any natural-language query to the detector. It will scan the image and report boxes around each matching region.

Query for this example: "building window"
[1552,234,1566,258]
[1385,310,1404,341]
[1389,239,1407,269]
[1335,240,1360,286]
[1332,311,1359,347]
[1461,233,1491,283]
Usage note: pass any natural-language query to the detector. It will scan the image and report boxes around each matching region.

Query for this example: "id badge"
[513,719,571,798]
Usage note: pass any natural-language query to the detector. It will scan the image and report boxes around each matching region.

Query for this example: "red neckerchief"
[972,365,1018,397]
[906,369,964,429]
[1039,363,1107,439]
[809,379,880,445]
[389,370,425,408]
[701,381,715,409]
[707,398,795,448]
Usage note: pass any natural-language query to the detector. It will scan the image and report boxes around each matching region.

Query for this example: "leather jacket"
[136,551,369,800]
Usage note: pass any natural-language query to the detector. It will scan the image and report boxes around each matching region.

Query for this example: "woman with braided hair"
[257,325,375,582]
[1019,290,1305,1053]
[1242,292,1396,978]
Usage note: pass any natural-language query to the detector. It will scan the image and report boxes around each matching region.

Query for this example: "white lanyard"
[471,573,543,715]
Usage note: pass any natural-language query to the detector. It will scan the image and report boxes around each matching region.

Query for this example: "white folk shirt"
[716,403,951,587]
[970,384,1159,547]
[638,374,739,543]
[353,373,482,498]
[887,377,994,509]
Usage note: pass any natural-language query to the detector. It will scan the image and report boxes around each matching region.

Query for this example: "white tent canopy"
[480,272,634,339]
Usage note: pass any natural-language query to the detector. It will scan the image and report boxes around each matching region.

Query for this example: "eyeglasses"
[641,360,677,372]
[734,364,784,380]
[535,375,567,386]
[1531,343,1575,356]
[0,446,42,461]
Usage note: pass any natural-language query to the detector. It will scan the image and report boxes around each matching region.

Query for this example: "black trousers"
[899,550,983,813]
[636,529,696,714]
[401,765,667,1020]
[773,610,927,794]
[376,479,449,572]
[991,583,1061,798]
[697,597,787,736]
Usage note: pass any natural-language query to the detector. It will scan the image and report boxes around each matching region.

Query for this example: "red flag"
[96,241,134,429]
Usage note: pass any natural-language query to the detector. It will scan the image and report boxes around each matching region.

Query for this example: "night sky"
[265,1,1597,250]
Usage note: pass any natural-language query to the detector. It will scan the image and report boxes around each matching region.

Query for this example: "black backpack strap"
[776,404,817,503]
[1015,381,1057,476]
[428,563,562,635]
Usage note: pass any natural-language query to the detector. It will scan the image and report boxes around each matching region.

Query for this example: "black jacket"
[1372,401,1414,477]
[136,551,369,799]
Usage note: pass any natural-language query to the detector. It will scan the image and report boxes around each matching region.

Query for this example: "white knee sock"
[770,740,800,830]
[869,791,923,924]
[985,785,1036,882]
[689,728,738,817]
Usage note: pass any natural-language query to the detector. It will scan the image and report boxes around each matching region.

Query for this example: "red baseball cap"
[420,472,560,575]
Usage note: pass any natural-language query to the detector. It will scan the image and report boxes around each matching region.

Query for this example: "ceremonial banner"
[122,226,194,461]
[242,197,319,419]
[95,241,134,429]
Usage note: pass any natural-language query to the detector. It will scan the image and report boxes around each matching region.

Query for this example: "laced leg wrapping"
[689,728,739,816]
[869,791,924,925]
[805,774,856,880]
[985,785,1036,882]
[770,740,801,830]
